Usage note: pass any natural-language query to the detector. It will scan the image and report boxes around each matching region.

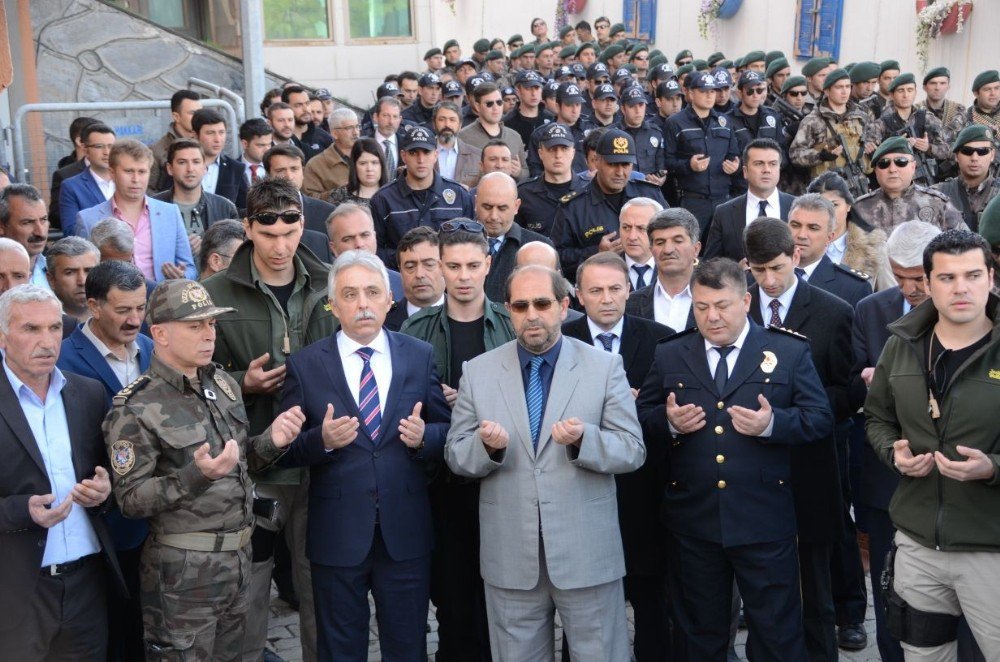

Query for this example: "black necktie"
[632,264,650,289]
[596,333,615,352]
[757,200,769,217]
[714,346,734,393]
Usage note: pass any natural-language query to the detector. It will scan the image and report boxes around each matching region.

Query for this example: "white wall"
[264,0,997,108]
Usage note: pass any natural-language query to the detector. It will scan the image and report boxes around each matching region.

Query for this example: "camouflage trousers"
[140,538,251,661]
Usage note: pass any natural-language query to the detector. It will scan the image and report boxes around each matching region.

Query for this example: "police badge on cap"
[401,125,436,151]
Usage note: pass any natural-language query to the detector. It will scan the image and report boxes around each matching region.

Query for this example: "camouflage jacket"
[967,103,1000,142]
[859,94,889,122]
[789,101,870,178]
[104,355,284,535]
[932,175,1000,232]
[852,184,967,235]
[917,98,968,145]
[863,107,951,162]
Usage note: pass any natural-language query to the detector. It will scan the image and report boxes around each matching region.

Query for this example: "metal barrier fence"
[11,99,238,209]
[188,78,246,126]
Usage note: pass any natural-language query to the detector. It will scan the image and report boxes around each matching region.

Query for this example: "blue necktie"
[714,345,734,393]
[489,238,501,256]
[632,264,650,289]
[596,332,616,352]
[526,355,545,450]
[356,347,381,441]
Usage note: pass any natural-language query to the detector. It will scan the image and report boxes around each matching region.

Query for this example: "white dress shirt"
[242,158,264,185]
[799,259,821,281]
[379,134,397,170]
[407,295,445,317]
[625,255,655,290]
[337,329,393,407]
[81,319,141,387]
[745,189,781,227]
[587,317,624,353]
[758,277,799,327]
[90,168,115,200]
[826,232,847,264]
[653,281,693,332]
[202,158,220,194]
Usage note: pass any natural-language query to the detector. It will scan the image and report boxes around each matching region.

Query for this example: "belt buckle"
[48,564,60,576]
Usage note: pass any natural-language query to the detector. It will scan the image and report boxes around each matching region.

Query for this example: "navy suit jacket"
[805,254,873,309]
[278,331,451,567]
[702,191,796,261]
[59,168,107,237]
[637,322,833,547]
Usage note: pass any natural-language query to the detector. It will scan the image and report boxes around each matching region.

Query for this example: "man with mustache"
[45,236,100,324]
[626,208,700,332]
[0,184,52,289]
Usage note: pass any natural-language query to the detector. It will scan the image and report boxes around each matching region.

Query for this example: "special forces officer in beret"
[932,124,1000,232]
[104,279,306,661]
[967,69,1000,141]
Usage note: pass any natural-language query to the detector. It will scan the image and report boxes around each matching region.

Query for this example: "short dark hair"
[199,219,245,275]
[192,108,226,135]
[471,82,500,102]
[691,257,747,295]
[439,219,489,256]
[744,217,795,264]
[170,89,201,114]
[399,71,419,84]
[923,229,992,278]
[166,138,204,163]
[281,85,308,103]
[81,122,116,143]
[70,117,98,142]
[575,20,592,32]
[266,101,292,120]
[576,251,628,287]
[239,117,274,142]
[260,88,283,116]
[245,178,301,219]
[432,102,462,122]
[647,208,701,243]
[0,184,44,226]
[807,170,856,206]
[480,139,511,163]
[397,226,439,255]
[742,137,783,166]
[505,264,570,303]
[348,138,388,193]
[85,259,146,302]
[595,16,611,26]
[583,127,608,157]
[262,143,306,171]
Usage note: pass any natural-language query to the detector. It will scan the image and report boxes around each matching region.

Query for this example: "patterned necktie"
[757,199,769,217]
[526,355,545,450]
[489,238,501,256]
[383,140,396,173]
[596,333,616,352]
[356,347,381,441]
[632,264,650,289]
[250,163,260,182]
[768,299,782,328]
[714,345,734,393]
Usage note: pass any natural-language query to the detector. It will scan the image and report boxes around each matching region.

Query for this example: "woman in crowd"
[327,137,388,207]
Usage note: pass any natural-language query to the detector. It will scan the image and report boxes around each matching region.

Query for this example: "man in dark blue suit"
[56,259,153,662]
[279,250,451,661]
[637,257,833,661]
[58,123,117,237]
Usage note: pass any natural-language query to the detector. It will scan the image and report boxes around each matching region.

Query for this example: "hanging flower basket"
[914,1,973,70]
[698,0,743,39]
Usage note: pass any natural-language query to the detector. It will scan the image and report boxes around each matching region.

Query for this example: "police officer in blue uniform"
[617,85,666,179]
[527,82,594,178]
[712,67,739,115]
[550,128,666,279]
[663,71,741,233]
[728,71,785,196]
[637,257,832,661]
[516,123,585,236]
[370,125,474,268]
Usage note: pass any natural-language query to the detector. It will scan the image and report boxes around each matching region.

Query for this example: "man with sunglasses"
[933,125,1000,232]
[727,71,784,196]
[457,83,528,186]
[401,221,515,662]
[370,125,474,270]
[853,136,966,235]
[202,177,337,662]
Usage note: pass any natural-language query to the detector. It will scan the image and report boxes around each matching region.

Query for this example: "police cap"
[538,122,576,148]
[556,82,585,104]
[400,124,437,152]
[147,279,235,325]
[597,128,637,164]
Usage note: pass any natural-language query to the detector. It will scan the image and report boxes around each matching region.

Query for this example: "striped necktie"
[356,347,381,441]
[526,355,544,450]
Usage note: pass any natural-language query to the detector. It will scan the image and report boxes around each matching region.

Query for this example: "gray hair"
[327,249,391,301]
[0,237,29,261]
[0,284,62,334]
[330,108,358,129]
[620,196,664,220]
[648,208,701,243]
[326,202,374,232]
[789,193,836,232]
[90,218,135,254]
[46,236,100,263]
[886,220,942,268]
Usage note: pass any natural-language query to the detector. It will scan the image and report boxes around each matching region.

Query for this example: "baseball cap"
[515,70,545,87]
[620,85,647,106]
[376,82,401,98]
[146,279,235,325]
[656,79,683,98]
[556,82,585,104]
[612,68,633,85]
[570,63,587,80]
[711,67,734,88]
[737,71,764,89]
[442,80,464,98]
[555,65,575,80]
[539,123,575,148]
[592,83,617,100]
[688,71,720,90]
[418,73,442,87]
[648,63,674,82]
[587,62,611,80]
[400,125,437,152]
[596,128,637,164]
[313,88,332,101]
[542,80,561,100]
[501,86,517,98]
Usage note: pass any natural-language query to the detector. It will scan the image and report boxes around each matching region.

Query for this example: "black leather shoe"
[837,624,867,651]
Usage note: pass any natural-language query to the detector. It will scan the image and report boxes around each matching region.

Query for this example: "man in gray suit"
[445,264,645,662]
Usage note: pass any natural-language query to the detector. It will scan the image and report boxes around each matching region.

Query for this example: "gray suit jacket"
[445,337,644,591]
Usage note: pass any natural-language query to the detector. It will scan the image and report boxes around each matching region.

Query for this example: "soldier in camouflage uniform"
[917,67,968,181]
[858,60,899,121]
[104,279,305,661]
[932,124,1000,232]
[852,136,967,235]
[967,70,1000,143]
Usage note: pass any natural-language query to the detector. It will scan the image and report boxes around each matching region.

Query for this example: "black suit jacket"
[49,159,86,232]
[152,188,240,228]
[624,283,696,331]
[483,223,552,302]
[805,254,873,309]
[562,314,674,576]
[301,194,336,237]
[0,370,125,632]
[750,280,852,543]
[702,191,796,261]
[300,228,333,264]
[160,154,249,208]
[850,287,905,511]
[384,300,412,332]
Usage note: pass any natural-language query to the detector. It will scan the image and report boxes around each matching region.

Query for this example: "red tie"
[250,164,260,181]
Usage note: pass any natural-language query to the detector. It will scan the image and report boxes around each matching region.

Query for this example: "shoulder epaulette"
[658,327,698,343]
[766,325,809,341]
[112,375,151,406]
[917,185,950,201]
[560,189,583,204]
[834,263,870,281]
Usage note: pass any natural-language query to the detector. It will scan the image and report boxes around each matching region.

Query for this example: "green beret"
[765,58,790,79]
[559,25,574,38]
[765,50,786,65]
[732,56,744,68]
[871,136,914,164]
[423,47,442,60]
[850,61,880,84]
[507,34,523,46]
[443,39,459,51]
[649,49,663,60]
[822,68,849,90]
[718,60,734,69]
[888,73,916,93]
[973,70,1000,93]
[547,40,562,51]
[473,38,490,54]
[485,49,505,62]
[559,45,576,59]
[676,64,695,78]
[707,52,726,66]
[979,196,1000,247]
[802,57,831,77]
[601,44,625,61]
[675,49,693,64]
[576,42,596,57]
[623,63,637,73]
[743,50,766,65]
[780,75,807,95]
[610,23,626,36]
[844,62,856,73]
[629,43,649,56]
[922,67,950,85]
[648,54,668,69]
[692,59,709,71]
[880,60,900,74]
[951,124,996,151]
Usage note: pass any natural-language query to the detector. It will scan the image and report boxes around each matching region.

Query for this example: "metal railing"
[188,78,247,126]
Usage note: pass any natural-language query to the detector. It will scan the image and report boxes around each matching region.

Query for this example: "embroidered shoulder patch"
[111,440,135,476]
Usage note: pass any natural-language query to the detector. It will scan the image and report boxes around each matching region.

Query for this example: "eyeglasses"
[786,90,808,97]
[508,298,557,313]
[86,143,114,150]
[440,220,485,234]
[876,157,914,169]
[249,210,303,225]
[634,56,648,62]
[744,87,768,96]
[958,146,993,157]
[481,99,503,108]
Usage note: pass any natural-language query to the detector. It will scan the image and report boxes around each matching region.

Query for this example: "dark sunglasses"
[440,220,485,234]
[508,298,557,313]
[744,87,767,96]
[249,210,303,225]
[958,146,993,157]
[481,99,503,108]
[786,90,808,97]
[876,157,914,169]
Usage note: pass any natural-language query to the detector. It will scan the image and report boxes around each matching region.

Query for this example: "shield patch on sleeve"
[111,440,135,476]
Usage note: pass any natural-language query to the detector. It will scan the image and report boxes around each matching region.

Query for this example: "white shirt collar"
[826,232,848,263]
[624,254,655,271]
[587,315,624,341]
[703,317,751,353]
[407,295,445,317]
[654,280,692,302]
[746,188,781,213]
[81,319,139,361]
[800,259,821,280]
[337,328,389,359]
[759,277,799,324]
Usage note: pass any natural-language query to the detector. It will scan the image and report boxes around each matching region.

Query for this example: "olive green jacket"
[865,294,1000,551]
